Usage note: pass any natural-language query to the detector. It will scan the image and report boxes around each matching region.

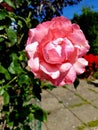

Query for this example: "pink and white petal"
[68,30,90,56]
[25,42,38,58]
[50,63,72,86]
[60,63,72,73]
[28,57,39,72]
[68,30,88,46]
[27,22,50,44]
[43,39,63,64]
[40,62,60,79]
[51,16,72,34]
[35,22,51,42]
[73,58,88,74]
[26,29,35,45]
[50,71,60,79]
[72,23,80,31]
[63,67,76,84]
[62,38,74,60]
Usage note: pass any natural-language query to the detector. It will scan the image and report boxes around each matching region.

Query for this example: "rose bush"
[84,54,95,71]
[84,54,98,70]
[25,16,90,86]
[83,54,98,78]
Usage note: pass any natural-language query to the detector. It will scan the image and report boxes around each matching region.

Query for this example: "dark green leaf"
[0,38,4,42]
[43,84,55,90]
[0,10,7,20]
[18,74,30,86]
[8,61,24,74]
[10,53,18,61]
[74,78,80,89]
[0,64,11,80]
[32,105,47,122]
[3,91,10,105]
[23,125,31,130]
[6,28,17,46]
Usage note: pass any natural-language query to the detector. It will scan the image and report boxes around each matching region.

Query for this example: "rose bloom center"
[43,38,74,64]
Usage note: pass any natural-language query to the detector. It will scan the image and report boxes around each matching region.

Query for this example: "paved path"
[41,79,98,130]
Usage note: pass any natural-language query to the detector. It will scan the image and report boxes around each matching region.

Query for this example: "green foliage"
[0,0,82,129]
[72,7,98,55]
[0,1,46,129]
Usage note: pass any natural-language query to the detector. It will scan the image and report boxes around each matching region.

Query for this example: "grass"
[69,102,88,108]
[77,119,98,130]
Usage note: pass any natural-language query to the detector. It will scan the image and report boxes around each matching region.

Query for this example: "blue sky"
[62,0,98,19]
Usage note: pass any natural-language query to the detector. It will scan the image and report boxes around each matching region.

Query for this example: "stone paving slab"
[41,79,98,130]
[84,127,98,130]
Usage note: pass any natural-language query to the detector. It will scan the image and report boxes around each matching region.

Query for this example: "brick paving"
[41,79,98,130]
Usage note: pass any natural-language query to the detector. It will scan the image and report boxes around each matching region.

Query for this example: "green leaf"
[32,105,47,122]
[0,87,5,95]
[8,121,14,127]
[8,53,24,74]
[28,113,34,122]
[10,53,18,61]
[19,50,27,61]
[3,91,10,105]
[0,25,6,31]
[8,61,24,75]
[23,125,31,130]
[18,74,30,86]
[8,62,16,74]
[0,38,4,42]
[0,79,5,84]
[6,28,17,47]
[42,81,55,90]
[4,0,15,9]
[74,77,80,89]
[0,64,11,80]
[18,20,24,28]
[0,10,7,20]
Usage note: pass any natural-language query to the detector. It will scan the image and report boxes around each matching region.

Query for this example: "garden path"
[42,79,98,130]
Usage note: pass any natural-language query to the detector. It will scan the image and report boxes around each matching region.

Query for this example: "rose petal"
[28,57,39,72]
[62,38,74,60]
[26,22,50,44]
[43,38,63,64]
[40,62,60,79]
[63,66,76,84]
[73,58,88,74]
[51,63,72,86]
[60,63,72,73]
[53,66,76,86]
[25,42,38,58]
[68,30,90,56]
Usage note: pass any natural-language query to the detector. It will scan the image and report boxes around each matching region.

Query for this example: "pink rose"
[25,16,90,86]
